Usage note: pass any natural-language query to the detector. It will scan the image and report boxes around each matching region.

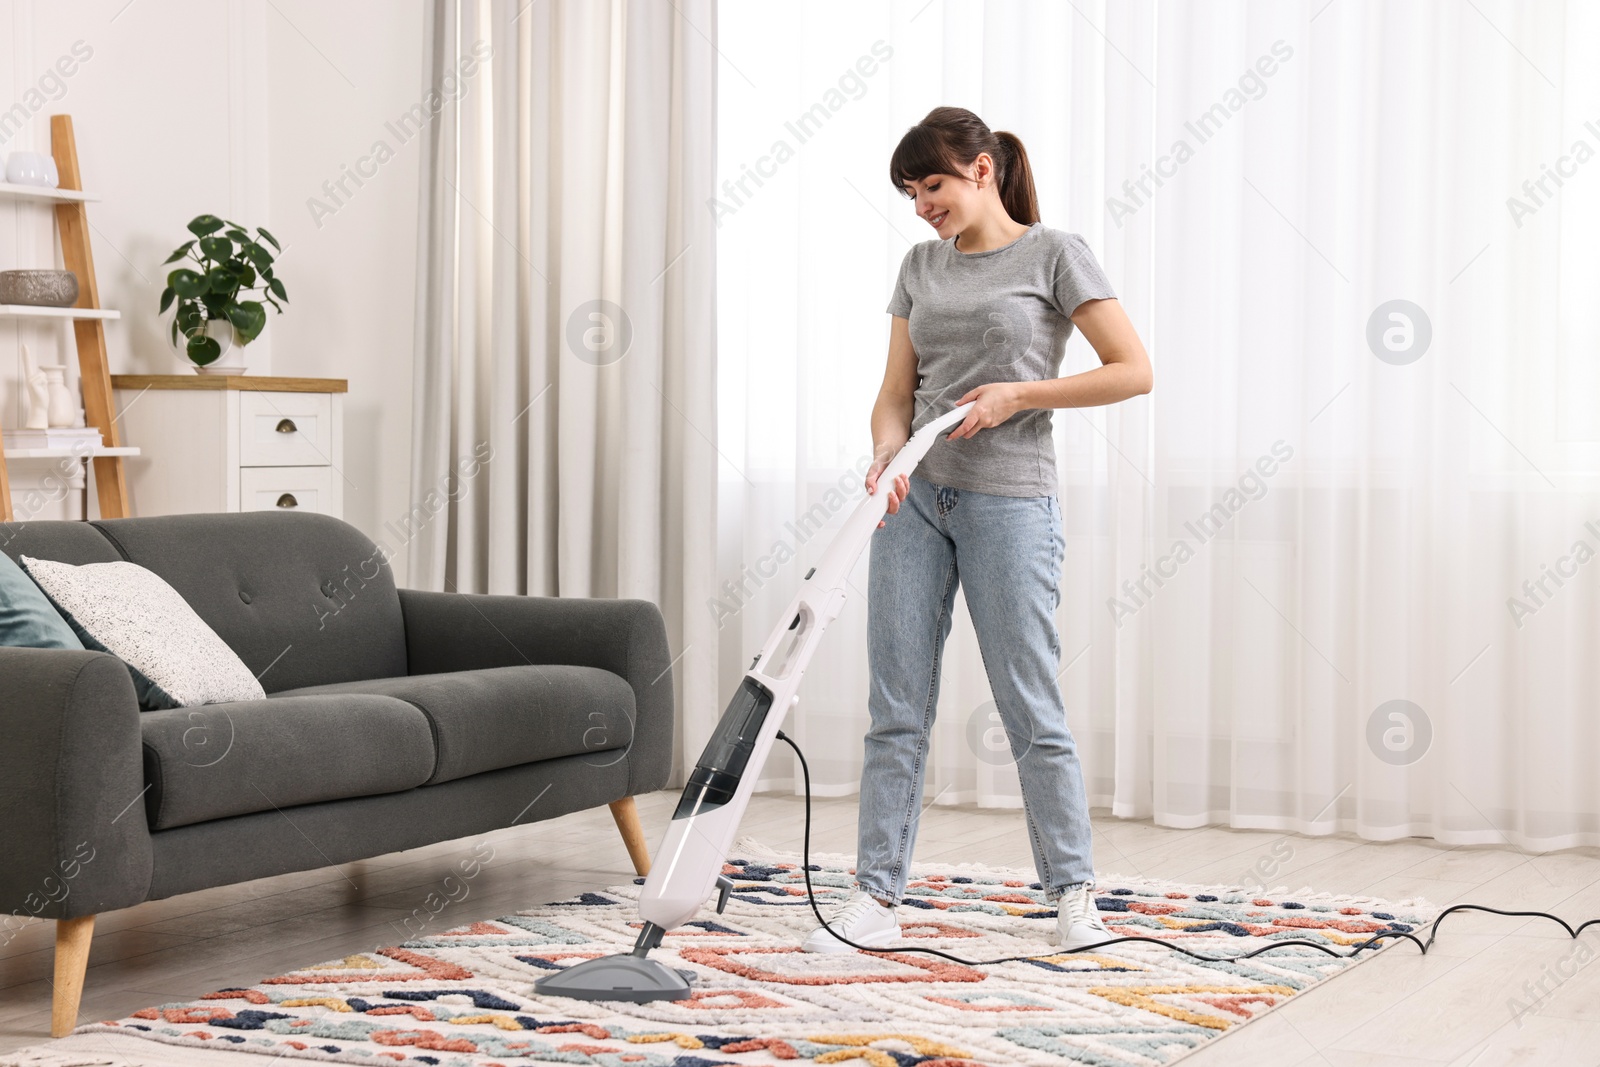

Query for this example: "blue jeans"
[854,473,1095,906]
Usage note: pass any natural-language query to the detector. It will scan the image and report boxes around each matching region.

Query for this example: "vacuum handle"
[875,401,975,487]
[798,401,976,601]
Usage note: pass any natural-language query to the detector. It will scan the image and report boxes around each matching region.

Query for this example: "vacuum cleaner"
[532,399,1600,1004]
[533,400,979,1002]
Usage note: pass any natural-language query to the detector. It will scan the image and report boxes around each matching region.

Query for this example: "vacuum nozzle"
[531,921,698,1003]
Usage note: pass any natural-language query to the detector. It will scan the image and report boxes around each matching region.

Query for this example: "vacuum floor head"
[532,952,697,1003]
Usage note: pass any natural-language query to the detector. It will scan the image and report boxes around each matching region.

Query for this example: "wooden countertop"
[110,375,348,394]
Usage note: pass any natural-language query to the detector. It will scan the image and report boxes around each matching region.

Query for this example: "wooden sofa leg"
[52,915,95,1037]
[608,796,652,876]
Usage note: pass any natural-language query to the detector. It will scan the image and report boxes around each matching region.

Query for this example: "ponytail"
[992,130,1039,225]
[890,106,1040,225]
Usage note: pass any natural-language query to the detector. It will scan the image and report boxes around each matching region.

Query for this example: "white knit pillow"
[21,556,265,710]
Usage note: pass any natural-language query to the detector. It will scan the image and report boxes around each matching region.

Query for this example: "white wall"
[0,0,425,584]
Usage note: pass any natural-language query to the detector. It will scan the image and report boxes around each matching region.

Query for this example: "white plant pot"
[187,318,249,375]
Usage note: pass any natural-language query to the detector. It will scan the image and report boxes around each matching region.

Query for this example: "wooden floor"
[3,789,1599,1065]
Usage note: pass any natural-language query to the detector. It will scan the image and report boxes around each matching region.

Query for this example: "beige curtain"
[410,0,718,789]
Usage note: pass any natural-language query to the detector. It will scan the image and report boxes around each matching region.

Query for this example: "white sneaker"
[1051,883,1111,951]
[801,889,902,954]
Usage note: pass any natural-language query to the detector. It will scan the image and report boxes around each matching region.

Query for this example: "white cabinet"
[239,391,334,467]
[110,376,345,518]
[239,466,334,513]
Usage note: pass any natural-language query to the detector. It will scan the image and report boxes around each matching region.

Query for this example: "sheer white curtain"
[716,0,1600,850]
[411,0,719,785]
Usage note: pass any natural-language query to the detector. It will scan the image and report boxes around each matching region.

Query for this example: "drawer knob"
[275,418,298,434]
[275,493,299,509]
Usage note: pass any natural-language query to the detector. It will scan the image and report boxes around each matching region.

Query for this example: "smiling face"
[901,153,995,240]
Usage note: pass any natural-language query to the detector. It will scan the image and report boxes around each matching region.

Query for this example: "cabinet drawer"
[239,467,333,515]
[240,391,332,467]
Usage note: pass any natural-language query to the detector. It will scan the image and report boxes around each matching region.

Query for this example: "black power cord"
[774,731,1600,965]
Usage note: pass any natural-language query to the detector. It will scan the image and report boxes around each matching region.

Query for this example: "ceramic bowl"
[4,151,59,187]
[0,270,80,307]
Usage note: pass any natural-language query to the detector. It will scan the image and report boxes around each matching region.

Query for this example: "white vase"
[41,365,76,428]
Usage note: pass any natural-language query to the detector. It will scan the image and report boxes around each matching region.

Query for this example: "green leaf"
[170,317,181,346]
[236,264,256,288]
[186,333,222,366]
[199,235,233,260]
[168,268,207,298]
[159,286,175,314]
[224,228,250,243]
[268,277,287,302]
[205,266,236,295]
[244,243,273,270]
[163,240,196,265]
[186,214,224,237]
[263,294,284,313]
[175,302,202,332]
[229,300,268,344]
[256,226,281,252]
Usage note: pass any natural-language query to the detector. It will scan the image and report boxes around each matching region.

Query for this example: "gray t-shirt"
[886,223,1117,497]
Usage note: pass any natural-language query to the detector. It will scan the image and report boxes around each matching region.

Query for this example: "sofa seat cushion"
[141,694,435,831]
[271,665,635,786]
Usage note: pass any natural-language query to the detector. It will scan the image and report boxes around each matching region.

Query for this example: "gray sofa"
[0,511,674,1036]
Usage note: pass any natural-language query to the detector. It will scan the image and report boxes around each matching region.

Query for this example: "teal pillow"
[0,551,84,650]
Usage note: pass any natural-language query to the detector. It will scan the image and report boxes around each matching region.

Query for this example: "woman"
[802,107,1152,954]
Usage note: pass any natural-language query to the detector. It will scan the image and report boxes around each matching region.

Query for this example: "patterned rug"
[3,837,1437,1067]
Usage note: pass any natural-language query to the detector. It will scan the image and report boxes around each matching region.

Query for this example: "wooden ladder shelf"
[0,113,131,522]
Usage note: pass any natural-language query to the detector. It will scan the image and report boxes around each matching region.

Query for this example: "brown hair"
[889,106,1039,225]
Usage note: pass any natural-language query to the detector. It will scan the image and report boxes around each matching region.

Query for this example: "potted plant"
[160,215,288,374]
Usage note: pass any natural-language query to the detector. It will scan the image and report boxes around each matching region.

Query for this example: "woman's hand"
[946,382,1025,439]
[866,441,911,529]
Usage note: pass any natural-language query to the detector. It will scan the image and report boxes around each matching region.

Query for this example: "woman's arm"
[1019,297,1152,409]
[871,315,918,459]
[867,315,919,525]
[945,297,1151,440]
